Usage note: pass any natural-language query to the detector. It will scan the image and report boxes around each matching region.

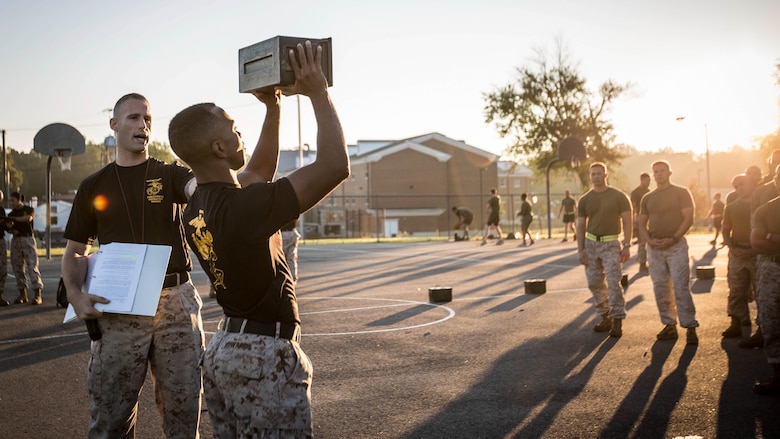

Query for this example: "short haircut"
[652,160,671,171]
[113,93,148,117]
[590,162,607,173]
[168,103,222,163]
[640,172,650,179]
[521,192,528,200]
[10,191,23,202]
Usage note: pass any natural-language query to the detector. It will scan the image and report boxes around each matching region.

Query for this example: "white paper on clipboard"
[63,243,172,323]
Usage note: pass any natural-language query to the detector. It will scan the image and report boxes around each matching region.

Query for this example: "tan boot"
[14,288,28,304]
[31,288,42,305]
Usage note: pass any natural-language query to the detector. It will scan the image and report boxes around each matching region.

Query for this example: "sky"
[1,0,778,161]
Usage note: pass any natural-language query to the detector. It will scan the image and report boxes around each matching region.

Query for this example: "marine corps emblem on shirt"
[146,178,164,203]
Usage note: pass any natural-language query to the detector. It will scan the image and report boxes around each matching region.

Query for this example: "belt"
[163,272,190,288]
[765,254,780,263]
[223,317,300,341]
[585,232,619,242]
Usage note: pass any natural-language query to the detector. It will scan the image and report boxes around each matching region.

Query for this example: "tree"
[483,38,629,188]
[759,60,780,167]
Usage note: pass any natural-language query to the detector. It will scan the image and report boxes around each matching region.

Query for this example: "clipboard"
[63,243,172,323]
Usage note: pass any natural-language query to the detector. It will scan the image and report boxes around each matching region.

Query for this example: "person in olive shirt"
[577,163,632,337]
[721,174,757,338]
[705,193,725,246]
[558,190,577,242]
[749,166,780,395]
[630,172,651,272]
[638,160,699,345]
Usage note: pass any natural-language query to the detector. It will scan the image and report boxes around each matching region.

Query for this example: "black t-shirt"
[64,159,194,274]
[183,179,300,324]
[8,205,35,236]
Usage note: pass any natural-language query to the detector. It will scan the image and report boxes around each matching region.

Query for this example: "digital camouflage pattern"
[757,259,780,363]
[583,239,626,319]
[647,238,699,328]
[87,283,204,439]
[203,326,313,438]
[726,250,756,321]
[10,236,42,290]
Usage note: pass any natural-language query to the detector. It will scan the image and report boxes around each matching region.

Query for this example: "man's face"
[641,176,651,188]
[589,166,607,187]
[212,106,246,171]
[10,196,20,207]
[652,164,671,185]
[733,177,755,200]
[110,98,151,154]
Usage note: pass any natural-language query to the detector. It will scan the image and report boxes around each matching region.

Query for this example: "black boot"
[0,291,9,306]
[754,363,780,396]
[13,288,28,305]
[739,326,764,349]
[721,316,742,338]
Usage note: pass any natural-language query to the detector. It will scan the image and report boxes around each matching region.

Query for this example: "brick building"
[280,133,511,238]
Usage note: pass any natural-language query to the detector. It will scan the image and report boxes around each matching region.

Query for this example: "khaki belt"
[585,232,619,242]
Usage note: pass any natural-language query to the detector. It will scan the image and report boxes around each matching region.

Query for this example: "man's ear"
[109,117,117,132]
[211,139,227,158]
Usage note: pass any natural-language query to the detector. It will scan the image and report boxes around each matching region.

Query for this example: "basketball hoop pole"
[46,156,54,260]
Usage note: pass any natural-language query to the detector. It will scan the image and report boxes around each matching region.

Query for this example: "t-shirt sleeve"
[64,180,97,244]
[239,178,301,238]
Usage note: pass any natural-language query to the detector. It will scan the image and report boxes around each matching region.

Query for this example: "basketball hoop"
[54,149,73,171]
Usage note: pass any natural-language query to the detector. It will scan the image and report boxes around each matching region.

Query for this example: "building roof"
[349,132,497,165]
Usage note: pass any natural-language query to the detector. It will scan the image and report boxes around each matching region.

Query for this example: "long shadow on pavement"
[717,338,780,438]
[400,302,641,438]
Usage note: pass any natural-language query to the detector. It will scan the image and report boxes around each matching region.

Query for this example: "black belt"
[223,317,300,341]
[163,272,190,288]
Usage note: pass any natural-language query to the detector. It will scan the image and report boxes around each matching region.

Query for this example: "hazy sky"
[1,0,778,160]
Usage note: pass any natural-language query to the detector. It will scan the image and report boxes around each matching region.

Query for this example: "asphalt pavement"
[1,234,779,438]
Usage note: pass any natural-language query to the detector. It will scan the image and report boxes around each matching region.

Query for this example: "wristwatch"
[622,241,630,248]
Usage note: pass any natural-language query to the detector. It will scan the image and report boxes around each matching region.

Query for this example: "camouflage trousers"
[203,323,313,438]
[634,219,647,265]
[647,238,699,328]
[0,239,7,294]
[282,230,300,282]
[87,282,204,439]
[10,236,42,290]
[583,239,626,319]
[726,251,756,321]
[756,259,780,363]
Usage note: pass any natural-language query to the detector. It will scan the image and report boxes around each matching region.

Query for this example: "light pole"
[675,117,711,210]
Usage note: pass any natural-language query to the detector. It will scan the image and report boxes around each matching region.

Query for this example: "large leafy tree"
[483,39,629,188]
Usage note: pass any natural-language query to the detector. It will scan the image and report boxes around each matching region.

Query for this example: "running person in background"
[481,188,504,246]
[705,192,725,245]
[517,193,534,247]
[558,190,576,242]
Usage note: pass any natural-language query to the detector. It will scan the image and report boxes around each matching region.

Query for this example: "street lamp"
[675,117,711,210]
